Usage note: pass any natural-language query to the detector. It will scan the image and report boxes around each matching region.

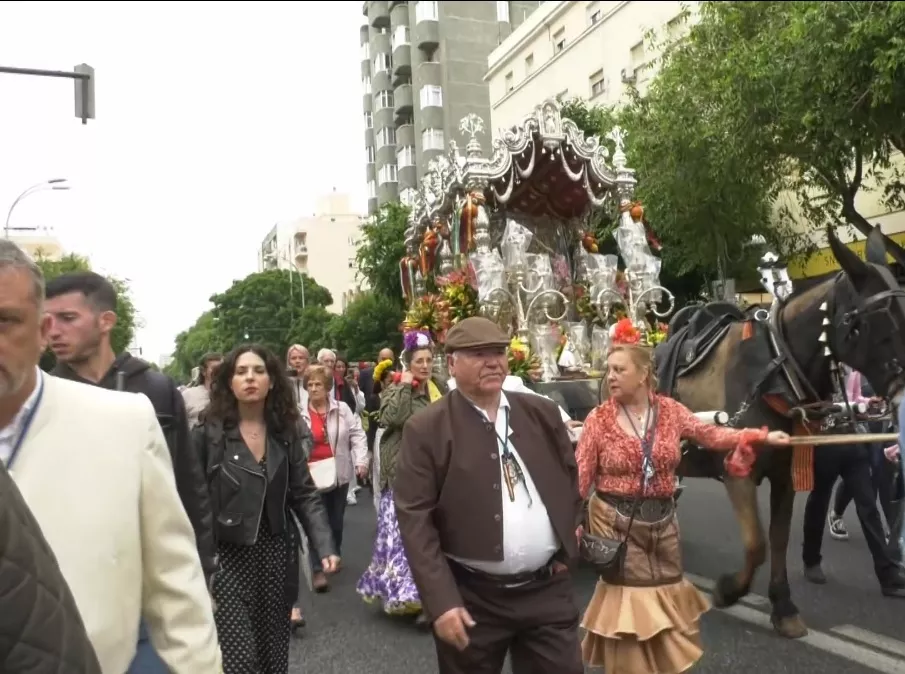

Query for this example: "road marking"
[832,625,905,660]
[684,572,905,673]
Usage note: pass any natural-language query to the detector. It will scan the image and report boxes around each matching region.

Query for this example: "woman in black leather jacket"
[192,343,338,674]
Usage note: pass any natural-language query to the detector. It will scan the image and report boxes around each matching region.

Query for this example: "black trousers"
[833,444,898,531]
[802,443,899,583]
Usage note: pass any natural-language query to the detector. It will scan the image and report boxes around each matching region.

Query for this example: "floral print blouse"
[576,395,761,500]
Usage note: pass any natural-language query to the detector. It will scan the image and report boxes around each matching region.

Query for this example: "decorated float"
[398,98,675,420]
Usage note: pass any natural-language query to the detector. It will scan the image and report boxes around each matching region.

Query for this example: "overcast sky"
[0,1,367,362]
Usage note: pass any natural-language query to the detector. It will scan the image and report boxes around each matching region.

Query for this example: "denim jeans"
[126,619,166,673]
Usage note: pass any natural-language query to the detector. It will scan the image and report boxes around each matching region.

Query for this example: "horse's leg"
[713,475,766,608]
[767,471,808,638]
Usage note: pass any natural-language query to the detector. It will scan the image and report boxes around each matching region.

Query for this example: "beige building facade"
[485,0,905,277]
[485,1,692,131]
[258,192,367,313]
[11,232,65,261]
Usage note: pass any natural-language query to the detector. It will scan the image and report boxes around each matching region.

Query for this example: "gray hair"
[317,348,335,363]
[0,239,45,307]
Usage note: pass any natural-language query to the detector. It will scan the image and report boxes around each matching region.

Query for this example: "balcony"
[392,33,411,84]
[394,83,413,119]
[368,1,390,29]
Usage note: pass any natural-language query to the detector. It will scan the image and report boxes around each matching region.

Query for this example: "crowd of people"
[1,234,903,674]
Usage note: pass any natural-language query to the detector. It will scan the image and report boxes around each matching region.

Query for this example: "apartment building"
[484,0,905,277]
[486,1,693,131]
[360,0,541,215]
[258,191,367,313]
[10,230,65,261]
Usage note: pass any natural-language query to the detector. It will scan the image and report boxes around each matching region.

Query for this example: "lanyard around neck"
[5,375,45,470]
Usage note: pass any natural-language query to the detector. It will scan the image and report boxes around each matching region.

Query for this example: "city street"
[290,480,905,674]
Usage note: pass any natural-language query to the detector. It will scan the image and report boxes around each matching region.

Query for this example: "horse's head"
[827,226,905,403]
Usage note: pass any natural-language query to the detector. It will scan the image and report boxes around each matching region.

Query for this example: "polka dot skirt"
[213,466,293,672]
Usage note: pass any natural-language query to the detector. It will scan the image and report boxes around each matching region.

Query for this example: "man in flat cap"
[394,316,584,674]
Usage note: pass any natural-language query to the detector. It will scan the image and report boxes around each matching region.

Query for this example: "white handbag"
[308,408,339,492]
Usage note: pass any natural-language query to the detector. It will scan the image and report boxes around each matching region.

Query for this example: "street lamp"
[4,179,71,239]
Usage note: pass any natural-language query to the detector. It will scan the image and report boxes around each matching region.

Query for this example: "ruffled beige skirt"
[581,495,710,674]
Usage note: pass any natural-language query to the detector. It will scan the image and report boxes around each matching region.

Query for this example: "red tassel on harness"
[725,427,769,478]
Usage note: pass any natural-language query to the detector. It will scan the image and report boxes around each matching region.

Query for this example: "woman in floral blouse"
[576,332,788,674]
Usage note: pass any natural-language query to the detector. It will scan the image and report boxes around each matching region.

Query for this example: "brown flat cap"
[445,316,510,352]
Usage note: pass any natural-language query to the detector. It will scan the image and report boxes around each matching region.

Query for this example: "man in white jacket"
[0,240,221,673]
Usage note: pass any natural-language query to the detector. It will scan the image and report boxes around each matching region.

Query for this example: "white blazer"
[11,374,221,674]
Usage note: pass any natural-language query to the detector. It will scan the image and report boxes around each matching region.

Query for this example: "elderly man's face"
[0,267,51,398]
[319,352,336,372]
[447,347,507,397]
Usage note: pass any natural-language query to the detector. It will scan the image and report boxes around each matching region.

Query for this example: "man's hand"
[884,445,900,462]
[552,561,569,574]
[566,420,583,429]
[321,555,341,574]
[766,430,791,446]
[356,465,370,479]
[433,607,476,651]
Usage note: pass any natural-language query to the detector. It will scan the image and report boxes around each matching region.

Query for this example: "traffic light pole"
[0,63,95,123]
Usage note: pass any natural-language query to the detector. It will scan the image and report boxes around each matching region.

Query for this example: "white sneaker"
[827,511,849,541]
[346,491,358,506]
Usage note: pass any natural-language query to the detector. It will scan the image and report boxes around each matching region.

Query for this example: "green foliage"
[355,202,409,307]
[35,253,138,370]
[210,269,332,353]
[166,270,337,381]
[328,292,405,360]
[652,1,905,241]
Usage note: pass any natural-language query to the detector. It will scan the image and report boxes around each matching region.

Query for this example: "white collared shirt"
[0,367,43,467]
[448,392,560,575]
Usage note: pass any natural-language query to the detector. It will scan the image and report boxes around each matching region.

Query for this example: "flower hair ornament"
[372,359,394,384]
[403,329,433,353]
[610,317,643,346]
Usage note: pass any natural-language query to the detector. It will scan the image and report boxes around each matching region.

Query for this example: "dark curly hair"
[206,343,300,439]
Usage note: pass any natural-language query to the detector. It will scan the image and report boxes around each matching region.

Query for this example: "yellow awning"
[788,231,905,279]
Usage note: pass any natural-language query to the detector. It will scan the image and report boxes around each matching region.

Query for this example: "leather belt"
[448,557,555,587]
[598,492,675,523]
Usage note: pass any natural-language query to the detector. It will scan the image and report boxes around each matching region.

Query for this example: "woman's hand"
[765,430,791,446]
[884,445,900,462]
[355,465,369,480]
[400,371,415,385]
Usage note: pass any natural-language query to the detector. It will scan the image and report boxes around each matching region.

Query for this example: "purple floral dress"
[356,489,422,615]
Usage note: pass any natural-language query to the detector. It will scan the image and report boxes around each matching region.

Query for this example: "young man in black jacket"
[44,271,216,673]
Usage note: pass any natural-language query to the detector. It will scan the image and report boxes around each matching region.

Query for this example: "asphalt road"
[289,482,905,674]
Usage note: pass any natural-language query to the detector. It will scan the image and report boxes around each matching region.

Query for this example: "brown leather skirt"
[581,494,710,674]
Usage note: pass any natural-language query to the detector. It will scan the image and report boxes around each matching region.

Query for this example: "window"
[392,25,410,50]
[587,2,601,25]
[376,127,396,148]
[630,41,646,67]
[378,164,398,184]
[366,146,375,164]
[364,111,373,128]
[374,53,391,73]
[496,1,509,22]
[422,128,444,151]
[367,180,376,199]
[589,69,606,98]
[415,1,439,23]
[375,90,394,109]
[553,27,565,53]
[419,84,442,108]
[348,258,356,269]
[666,15,684,41]
[397,146,416,167]
[362,77,372,95]
[504,71,514,92]
[360,43,370,60]
[525,54,534,75]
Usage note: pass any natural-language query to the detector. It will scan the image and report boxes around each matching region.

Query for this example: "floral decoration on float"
[507,336,542,384]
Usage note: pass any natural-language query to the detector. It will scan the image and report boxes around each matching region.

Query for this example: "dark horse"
[656,226,905,639]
